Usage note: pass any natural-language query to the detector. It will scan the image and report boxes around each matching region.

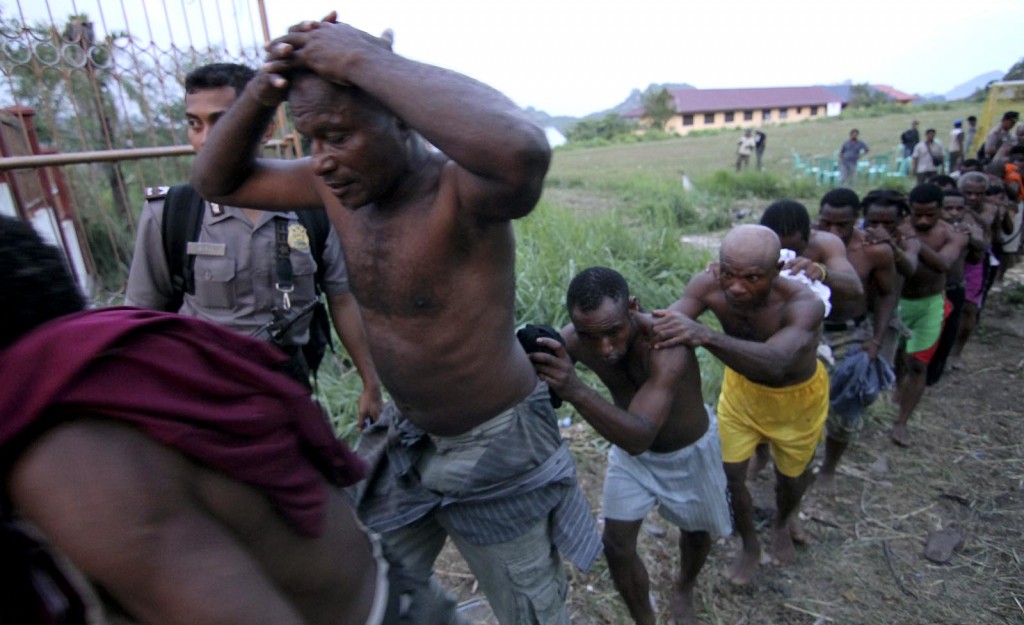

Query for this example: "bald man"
[650,225,828,586]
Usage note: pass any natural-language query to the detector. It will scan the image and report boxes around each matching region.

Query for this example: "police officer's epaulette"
[145,186,171,201]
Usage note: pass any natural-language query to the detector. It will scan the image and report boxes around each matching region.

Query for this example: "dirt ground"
[438,279,1024,625]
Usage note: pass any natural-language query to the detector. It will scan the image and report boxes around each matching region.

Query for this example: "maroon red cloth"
[0,307,366,537]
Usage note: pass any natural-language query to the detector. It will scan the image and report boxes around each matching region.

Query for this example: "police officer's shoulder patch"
[287,223,311,252]
[145,185,170,200]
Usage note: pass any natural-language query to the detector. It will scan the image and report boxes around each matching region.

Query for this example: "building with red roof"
[870,84,918,105]
[624,86,845,135]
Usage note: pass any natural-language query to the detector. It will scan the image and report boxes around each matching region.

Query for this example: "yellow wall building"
[626,86,845,135]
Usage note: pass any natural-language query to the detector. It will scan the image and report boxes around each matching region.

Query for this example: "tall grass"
[321,196,726,437]
[514,198,709,328]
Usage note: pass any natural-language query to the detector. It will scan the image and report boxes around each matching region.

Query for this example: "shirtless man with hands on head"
[191,13,599,625]
[649,225,828,586]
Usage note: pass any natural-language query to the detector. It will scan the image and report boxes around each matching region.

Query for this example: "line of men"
[2,15,1021,625]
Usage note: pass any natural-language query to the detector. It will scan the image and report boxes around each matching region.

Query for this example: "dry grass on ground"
[439,282,1024,625]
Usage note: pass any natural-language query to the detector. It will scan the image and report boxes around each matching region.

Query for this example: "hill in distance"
[524,83,694,133]
[941,70,1005,100]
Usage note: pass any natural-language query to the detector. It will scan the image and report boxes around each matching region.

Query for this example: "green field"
[547,101,979,189]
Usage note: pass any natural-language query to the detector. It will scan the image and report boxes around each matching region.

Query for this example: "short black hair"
[962,158,982,170]
[909,183,944,206]
[861,189,909,218]
[986,181,1008,196]
[967,116,977,122]
[820,188,861,217]
[1002,111,1019,121]
[925,128,936,135]
[566,267,629,314]
[1009,145,1024,157]
[928,174,957,188]
[760,199,811,242]
[0,216,86,349]
[943,189,964,199]
[185,62,255,98]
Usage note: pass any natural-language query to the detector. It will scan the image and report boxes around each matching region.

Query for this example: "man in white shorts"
[528,267,731,625]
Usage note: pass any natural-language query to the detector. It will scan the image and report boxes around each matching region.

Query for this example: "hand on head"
[264,15,395,89]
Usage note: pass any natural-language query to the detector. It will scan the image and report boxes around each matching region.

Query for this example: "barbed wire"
[0,0,278,293]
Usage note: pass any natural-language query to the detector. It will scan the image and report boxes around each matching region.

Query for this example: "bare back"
[319,156,536,435]
[8,420,377,625]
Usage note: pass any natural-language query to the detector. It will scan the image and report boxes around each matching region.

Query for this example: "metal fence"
[0,0,299,294]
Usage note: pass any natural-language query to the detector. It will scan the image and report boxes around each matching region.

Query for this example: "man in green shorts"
[890,184,968,446]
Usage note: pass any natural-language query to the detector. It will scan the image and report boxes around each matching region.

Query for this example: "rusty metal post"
[257,0,302,158]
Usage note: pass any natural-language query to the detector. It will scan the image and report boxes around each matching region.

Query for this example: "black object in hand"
[516,324,566,408]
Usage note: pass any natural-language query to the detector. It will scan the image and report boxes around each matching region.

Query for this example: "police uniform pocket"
[193,256,237,309]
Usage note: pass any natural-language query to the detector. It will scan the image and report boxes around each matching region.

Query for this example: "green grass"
[549,101,977,196]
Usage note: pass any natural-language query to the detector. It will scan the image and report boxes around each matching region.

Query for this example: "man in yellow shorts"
[651,224,827,586]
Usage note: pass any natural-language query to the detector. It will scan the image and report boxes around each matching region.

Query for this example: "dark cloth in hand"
[517,324,567,408]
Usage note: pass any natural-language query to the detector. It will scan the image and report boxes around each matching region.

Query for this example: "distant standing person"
[736,130,757,172]
[901,120,920,159]
[839,129,870,186]
[983,111,1020,162]
[529,267,731,625]
[911,128,944,183]
[651,225,828,585]
[755,129,767,171]
[965,116,979,157]
[948,119,965,172]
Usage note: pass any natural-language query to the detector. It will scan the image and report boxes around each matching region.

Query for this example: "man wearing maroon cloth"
[0,216,408,625]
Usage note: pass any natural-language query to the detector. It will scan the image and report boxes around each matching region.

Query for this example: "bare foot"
[815,470,837,497]
[788,515,810,546]
[667,588,697,625]
[768,526,797,565]
[726,547,760,585]
[948,356,963,371]
[890,424,911,447]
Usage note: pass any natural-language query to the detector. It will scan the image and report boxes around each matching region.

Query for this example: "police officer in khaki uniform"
[126,62,382,424]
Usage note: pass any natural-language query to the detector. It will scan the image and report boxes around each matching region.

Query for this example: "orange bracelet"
[813,262,827,282]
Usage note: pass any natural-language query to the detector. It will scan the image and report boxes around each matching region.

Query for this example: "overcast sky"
[11,0,1024,117]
